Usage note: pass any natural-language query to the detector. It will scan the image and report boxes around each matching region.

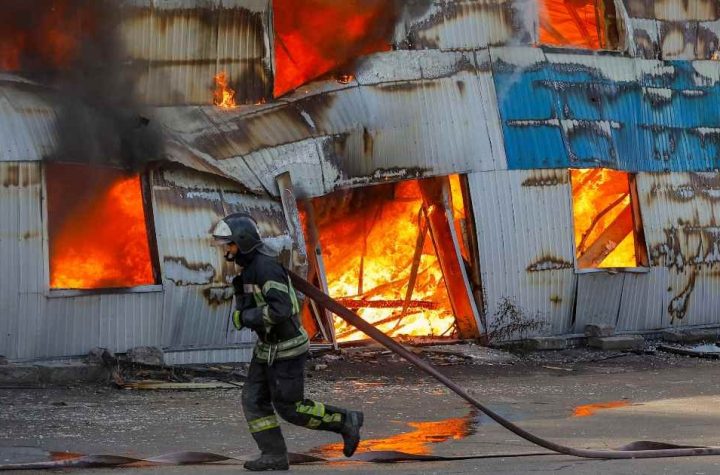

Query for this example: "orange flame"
[272,0,395,97]
[47,163,154,289]
[570,168,637,268]
[539,0,607,49]
[305,180,456,342]
[213,72,237,108]
[573,400,630,417]
[313,413,476,457]
[449,174,469,260]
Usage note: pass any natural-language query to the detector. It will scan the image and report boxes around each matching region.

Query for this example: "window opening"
[539,0,618,50]
[46,162,157,290]
[272,0,395,97]
[300,178,475,342]
[570,168,647,269]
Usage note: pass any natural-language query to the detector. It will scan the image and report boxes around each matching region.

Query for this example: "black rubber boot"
[243,453,289,471]
[340,410,364,457]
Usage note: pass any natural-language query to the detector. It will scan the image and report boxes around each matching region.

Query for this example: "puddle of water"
[311,410,480,458]
[572,400,630,417]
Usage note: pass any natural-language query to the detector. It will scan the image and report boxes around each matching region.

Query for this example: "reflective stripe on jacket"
[237,253,308,363]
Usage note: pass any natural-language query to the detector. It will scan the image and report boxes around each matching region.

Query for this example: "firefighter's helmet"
[212,213,263,254]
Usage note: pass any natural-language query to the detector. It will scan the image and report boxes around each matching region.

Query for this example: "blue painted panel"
[493,55,720,172]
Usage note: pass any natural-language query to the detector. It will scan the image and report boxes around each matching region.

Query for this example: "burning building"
[2,0,720,363]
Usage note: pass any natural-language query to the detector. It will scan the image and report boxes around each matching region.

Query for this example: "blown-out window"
[570,168,648,270]
[539,0,619,50]
[45,162,158,290]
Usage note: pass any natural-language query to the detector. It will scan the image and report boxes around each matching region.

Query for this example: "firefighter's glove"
[240,307,265,332]
[231,306,263,331]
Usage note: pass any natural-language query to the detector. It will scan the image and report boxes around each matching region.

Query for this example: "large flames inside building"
[46,163,155,290]
[302,176,471,342]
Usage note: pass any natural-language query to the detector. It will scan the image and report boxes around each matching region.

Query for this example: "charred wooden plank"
[418,177,480,339]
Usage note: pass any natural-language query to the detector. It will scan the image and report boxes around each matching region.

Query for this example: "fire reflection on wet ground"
[311,409,481,458]
[572,400,631,417]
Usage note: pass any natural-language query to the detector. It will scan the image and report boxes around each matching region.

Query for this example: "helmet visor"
[211,220,233,245]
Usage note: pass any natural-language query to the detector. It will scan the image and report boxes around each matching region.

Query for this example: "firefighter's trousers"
[242,353,348,455]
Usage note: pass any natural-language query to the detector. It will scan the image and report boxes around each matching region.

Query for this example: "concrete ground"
[2,346,720,474]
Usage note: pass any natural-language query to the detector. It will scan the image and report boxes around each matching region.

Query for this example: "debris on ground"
[657,343,720,359]
[125,346,164,366]
[417,344,518,366]
[91,347,247,390]
[119,380,243,390]
[307,342,517,368]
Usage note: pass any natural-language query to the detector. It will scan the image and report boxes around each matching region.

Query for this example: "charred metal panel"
[121,0,271,106]
[696,21,720,59]
[623,172,720,329]
[0,162,42,359]
[615,267,670,331]
[151,165,288,349]
[623,0,719,20]
[468,169,575,336]
[395,0,536,50]
[630,18,661,59]
[659,21,698,59]
[0,79,60,162]
[492,47,720,172]
[623,0,653,19]
[159,50,506,198]
[574,273,625,332]
[654,0,719,21]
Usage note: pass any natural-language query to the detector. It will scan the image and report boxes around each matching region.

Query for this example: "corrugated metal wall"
[492,47,720,172]
[469,169,576,336]
[395,0,537,50]
[0,80,60,162]
[152,165,287,351]
[157,50,507,199]
[467,168,720,337]
[120,0,271,106]
[0,161,292,361]
[634,172,720,328]
[622,0,720,59]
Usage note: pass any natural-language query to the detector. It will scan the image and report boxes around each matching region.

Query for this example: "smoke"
[0,0,162,170]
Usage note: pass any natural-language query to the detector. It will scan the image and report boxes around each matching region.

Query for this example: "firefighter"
[212,213,363,472]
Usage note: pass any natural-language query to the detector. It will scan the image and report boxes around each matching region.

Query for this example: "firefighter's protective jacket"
[234,253,308,363]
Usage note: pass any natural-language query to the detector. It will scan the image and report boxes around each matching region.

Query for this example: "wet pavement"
[3,347,720,473]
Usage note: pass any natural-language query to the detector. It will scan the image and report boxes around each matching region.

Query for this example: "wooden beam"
[276,173,329,342]
[577,192,628,255]
[400,207,428,318]
[458,174,486,330]
[577,204,634,268]
[418,177,481,339]
[300,199,338,349]
[628,175,649,267]
[275,172,308,276]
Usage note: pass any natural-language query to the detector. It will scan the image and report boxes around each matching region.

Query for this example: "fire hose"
[289,270,720,460]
